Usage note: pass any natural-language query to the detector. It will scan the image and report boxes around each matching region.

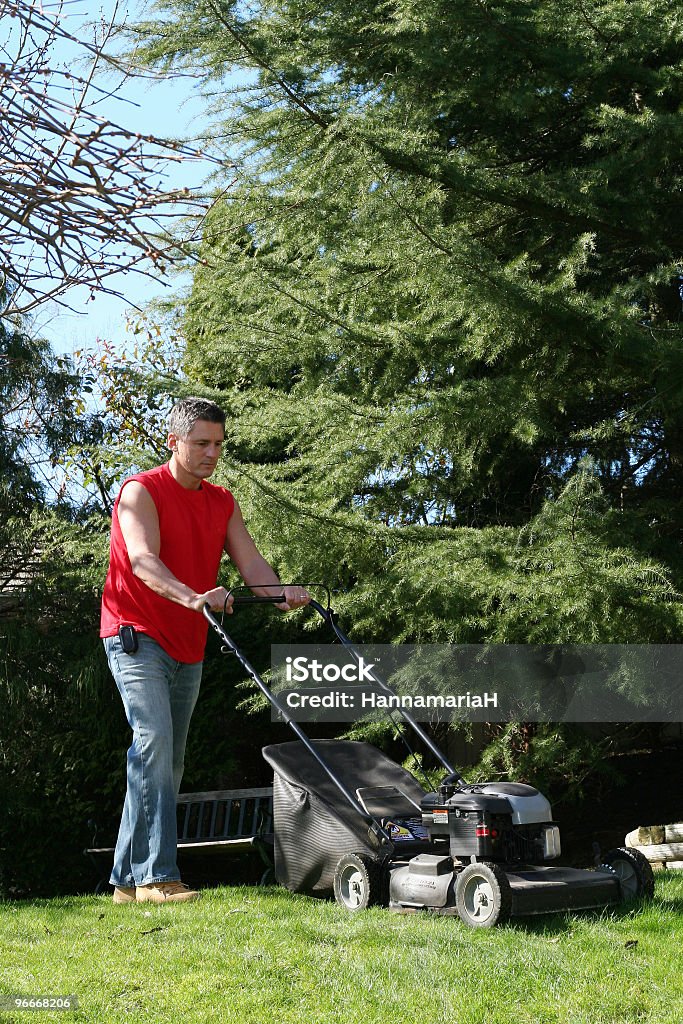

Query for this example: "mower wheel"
[600,847,655,901]
[333,853,384,911]
[455,862,512,928]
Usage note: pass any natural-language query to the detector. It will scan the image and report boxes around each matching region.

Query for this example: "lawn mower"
[204,591,654,928]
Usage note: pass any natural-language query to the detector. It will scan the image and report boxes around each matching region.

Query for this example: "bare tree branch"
[0,0,230,315]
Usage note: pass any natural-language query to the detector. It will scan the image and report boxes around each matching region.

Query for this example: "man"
[100,396,309,904]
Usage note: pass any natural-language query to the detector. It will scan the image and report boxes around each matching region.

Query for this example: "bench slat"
[86,787,274,862]
[177,787,273,803]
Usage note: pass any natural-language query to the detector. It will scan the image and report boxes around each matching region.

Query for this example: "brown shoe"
[135,881,199,903]
[112,886,137,904]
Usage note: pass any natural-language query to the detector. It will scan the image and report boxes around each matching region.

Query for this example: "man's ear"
[168,432,179,452]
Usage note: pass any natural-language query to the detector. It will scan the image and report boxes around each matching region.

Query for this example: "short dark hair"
[167,396,226,438]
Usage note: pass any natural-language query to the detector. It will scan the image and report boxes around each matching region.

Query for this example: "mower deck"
[504,864,621,916]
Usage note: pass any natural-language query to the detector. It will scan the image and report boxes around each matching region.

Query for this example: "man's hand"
[192,587,234,614]
[275,585,311,611]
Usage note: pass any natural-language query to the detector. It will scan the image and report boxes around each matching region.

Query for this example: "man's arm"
[117,481,229,612]
[225,500,310,610]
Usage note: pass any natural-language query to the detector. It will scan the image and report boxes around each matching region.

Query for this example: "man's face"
[168,419,225,485]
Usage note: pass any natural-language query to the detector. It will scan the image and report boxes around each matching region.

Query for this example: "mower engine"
[421,781,561,865]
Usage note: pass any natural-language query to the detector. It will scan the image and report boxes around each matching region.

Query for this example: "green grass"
[1,874,682,1024]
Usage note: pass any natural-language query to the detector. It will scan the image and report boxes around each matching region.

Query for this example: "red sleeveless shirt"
[100,462,235,662]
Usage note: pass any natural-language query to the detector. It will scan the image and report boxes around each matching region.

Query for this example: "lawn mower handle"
[224,583,331,609]
[306,599,463,783]
[222,589,462,782]
[202,601,393,850]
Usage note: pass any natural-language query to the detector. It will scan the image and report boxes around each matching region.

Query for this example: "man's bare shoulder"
[117,479,158,516]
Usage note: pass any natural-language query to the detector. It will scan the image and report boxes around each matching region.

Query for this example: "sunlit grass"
[1,874,682,1023]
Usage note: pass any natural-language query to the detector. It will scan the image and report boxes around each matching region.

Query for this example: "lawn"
[1,874,682,1024]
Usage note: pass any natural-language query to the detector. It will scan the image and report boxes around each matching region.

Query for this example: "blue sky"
[36,0,213,356]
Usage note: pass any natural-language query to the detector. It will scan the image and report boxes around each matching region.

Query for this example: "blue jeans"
[103,633,202,887]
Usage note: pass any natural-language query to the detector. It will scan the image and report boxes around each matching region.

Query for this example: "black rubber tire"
[333,853,383,911]
[601,847,655,901]
[454,861,512,928]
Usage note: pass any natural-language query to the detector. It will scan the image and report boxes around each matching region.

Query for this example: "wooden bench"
[86,786,274,891]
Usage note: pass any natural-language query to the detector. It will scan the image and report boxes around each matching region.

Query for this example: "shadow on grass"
[504,888,683,935]
[510,905,643,936]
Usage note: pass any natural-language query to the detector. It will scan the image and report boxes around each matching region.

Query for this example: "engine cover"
[475,783,552,825]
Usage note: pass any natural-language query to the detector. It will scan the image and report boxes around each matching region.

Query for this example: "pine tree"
[127,0,683,644]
